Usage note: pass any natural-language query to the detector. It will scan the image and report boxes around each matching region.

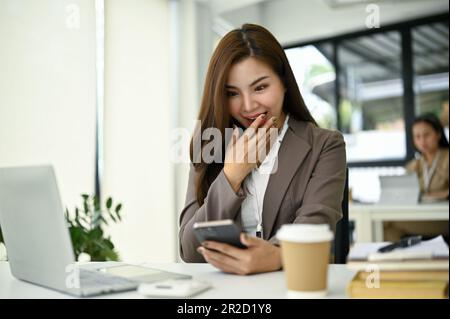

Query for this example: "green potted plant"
[65,194,123,262]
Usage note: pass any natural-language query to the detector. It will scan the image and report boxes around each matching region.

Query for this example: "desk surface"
[349,202,449,242]
[350,202,449,213]
[0,262,356,299]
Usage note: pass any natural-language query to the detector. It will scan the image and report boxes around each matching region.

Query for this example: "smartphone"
[193,219,246,249]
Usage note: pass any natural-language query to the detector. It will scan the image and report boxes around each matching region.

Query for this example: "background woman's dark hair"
[413,112,449,150]
[190,23,317,205]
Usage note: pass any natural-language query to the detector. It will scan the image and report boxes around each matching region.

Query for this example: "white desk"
[349,203,449,242]
[0,262,356,299]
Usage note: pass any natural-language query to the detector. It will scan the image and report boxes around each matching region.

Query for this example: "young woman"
[179,24,347,275]
[384,113,449,242]
[408,113,449,199]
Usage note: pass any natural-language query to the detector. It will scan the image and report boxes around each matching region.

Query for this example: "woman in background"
[384,113,449,242]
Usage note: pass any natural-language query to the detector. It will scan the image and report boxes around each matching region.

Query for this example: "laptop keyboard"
[79,269,138,295]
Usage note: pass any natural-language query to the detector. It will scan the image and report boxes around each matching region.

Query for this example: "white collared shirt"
[240,114,290,237]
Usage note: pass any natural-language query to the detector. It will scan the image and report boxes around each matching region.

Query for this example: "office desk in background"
[0,262,356,299]
[349,203,449,243]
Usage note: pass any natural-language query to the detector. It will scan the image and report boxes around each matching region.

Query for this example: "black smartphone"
[193,219,246,249]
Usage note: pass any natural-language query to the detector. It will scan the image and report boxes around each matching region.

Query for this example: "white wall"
[103,0,175,262]
[220,2,262,28]
[220,0,449,45]
[0,0,97,209]
[174,0,200,259]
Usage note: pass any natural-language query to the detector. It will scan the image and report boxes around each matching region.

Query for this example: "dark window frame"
[283,13,449,168]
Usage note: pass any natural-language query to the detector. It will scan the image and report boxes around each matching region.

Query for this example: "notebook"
[347,236,449,271]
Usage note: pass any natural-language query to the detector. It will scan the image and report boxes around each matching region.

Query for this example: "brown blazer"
[179,116,347,263]
[405,148,449,194]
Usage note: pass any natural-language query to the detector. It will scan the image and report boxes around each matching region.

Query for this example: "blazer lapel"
[262,118,311,239]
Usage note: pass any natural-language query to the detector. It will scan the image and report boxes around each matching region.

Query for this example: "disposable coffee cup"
[276,224,333,298]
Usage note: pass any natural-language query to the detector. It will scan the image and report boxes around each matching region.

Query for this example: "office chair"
[333,168,349,264]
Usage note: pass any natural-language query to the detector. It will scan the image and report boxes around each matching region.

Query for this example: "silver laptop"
[0,165,190,297]
[378,174,420,205]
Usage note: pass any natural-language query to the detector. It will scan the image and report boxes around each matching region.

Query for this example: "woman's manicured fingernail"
[197,247,203,253]
[261,113,266,119]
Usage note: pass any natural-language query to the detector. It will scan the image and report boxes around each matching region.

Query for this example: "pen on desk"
[377,235,422,253]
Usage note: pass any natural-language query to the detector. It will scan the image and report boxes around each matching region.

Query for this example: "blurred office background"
[0,0,448,262]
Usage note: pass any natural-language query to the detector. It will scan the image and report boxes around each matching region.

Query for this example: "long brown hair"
[190,23,317,205]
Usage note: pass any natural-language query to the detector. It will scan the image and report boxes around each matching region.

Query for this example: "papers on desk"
[347,236,449,271]
[420,196,449,204]
[349,236,449,261]
[346,236,449,299]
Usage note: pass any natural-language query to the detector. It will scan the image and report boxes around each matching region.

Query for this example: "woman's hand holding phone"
[223,114,278,193]
[197,233,282,275]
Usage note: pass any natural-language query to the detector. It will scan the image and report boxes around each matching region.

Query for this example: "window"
[284,14,449,203]
[338,31,405,163]
[412,22,449,138]
[286,44,337,129]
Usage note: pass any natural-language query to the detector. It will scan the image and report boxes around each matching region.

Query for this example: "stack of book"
[346,236,449,299]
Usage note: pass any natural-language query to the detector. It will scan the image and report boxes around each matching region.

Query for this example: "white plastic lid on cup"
[276,224,333,243]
